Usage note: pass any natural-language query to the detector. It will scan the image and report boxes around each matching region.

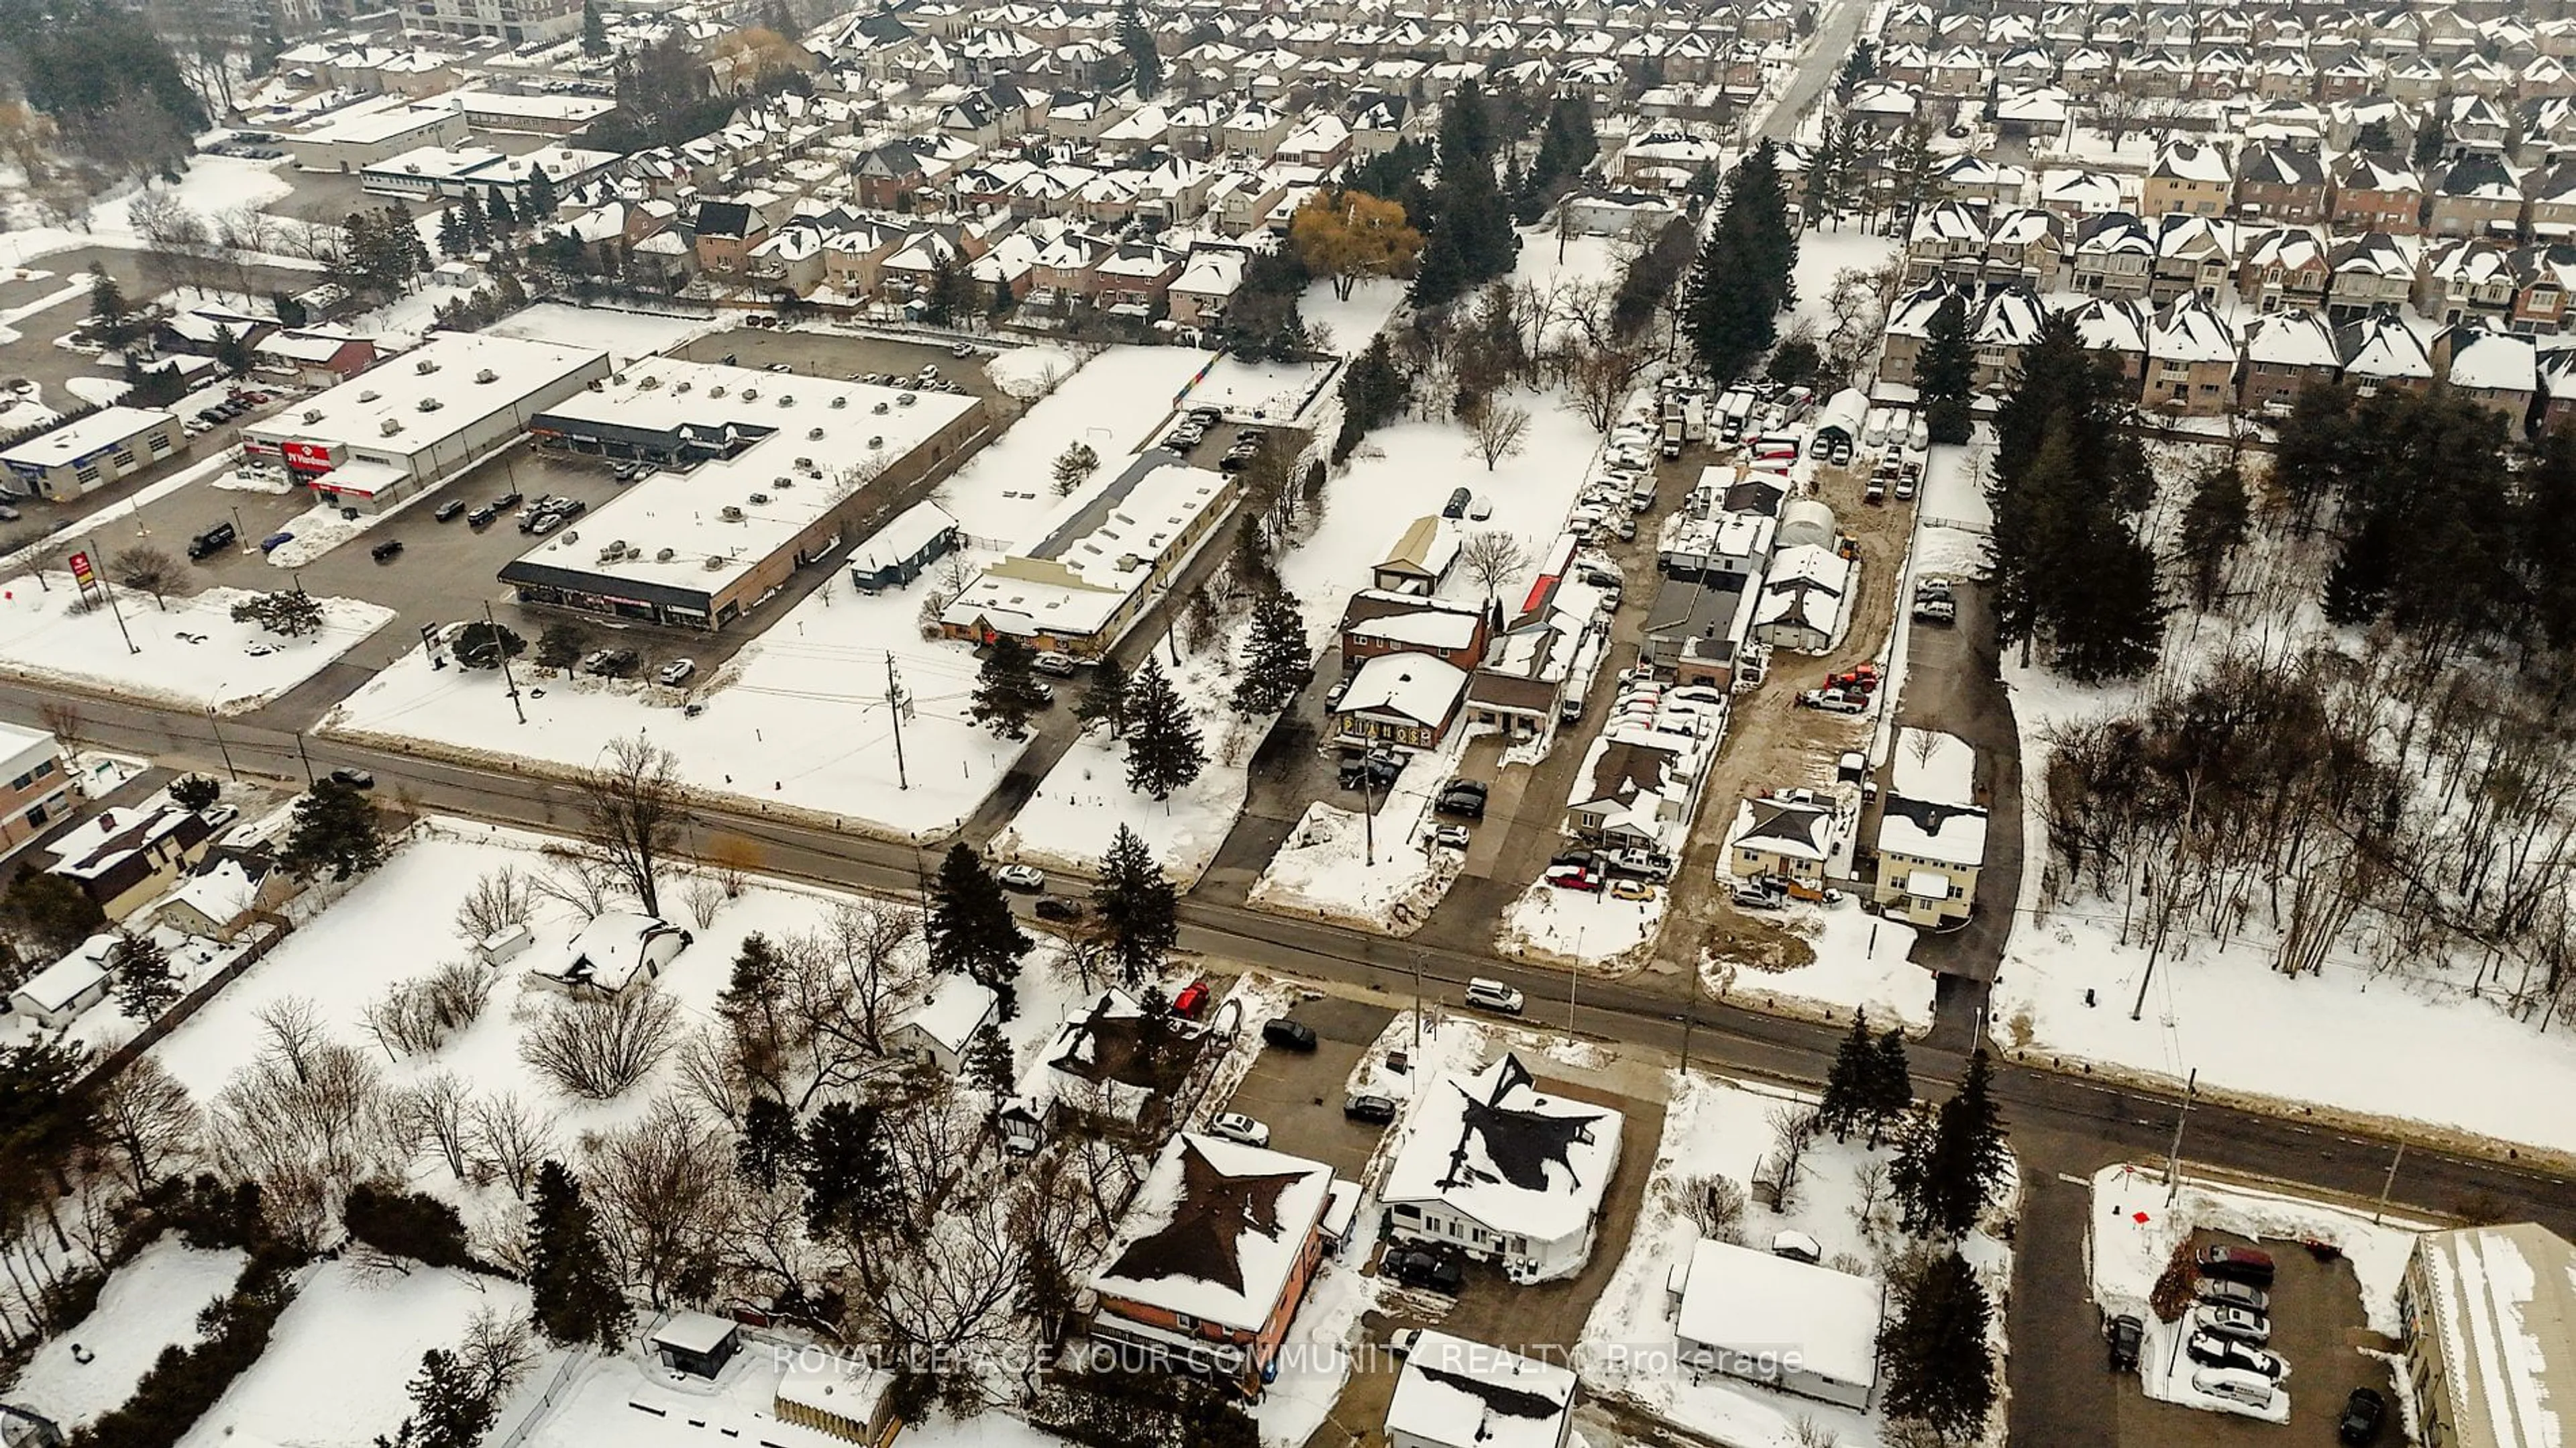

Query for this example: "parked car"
[1731,880,1788,910]
[656,659,697,687]
[199,803,239,831]
[1207,1113,1270,1148]
[2338,1387,2387,1444]
[1434,788,1486,820]
[2186,1331,2286,1380]
[1798,688,1868,714]
[1383,1247,1464,1295]
[1610,878,1655,902]
[1344,1094,1398,1125]
[1442,486,1472,519]
[467,504,501,529]
[1261,1017,1318,1051]
[996,863,1046,892]
[1913,598,1957,625]
[435,499,466,522]
[2196,1279,2271,1313]
[1172,980,1210,1017]
[490,489,523,511]
[1387,1328,1421,1358]
[2105,1314,2143,1372]
[2192,1304,2270,1346]
[2199,1245,2277,1287]
[370,539,403,562]
[581,649,639,677]
[1544,864,1604,892]
[258,531,294,554]
[1032,651,1078,678]
[1034,897,1083,923]
[1434,823,1471,849]
[2191,1366,2277,1410]
[1864,478,1886,505]
[327,767,374,789]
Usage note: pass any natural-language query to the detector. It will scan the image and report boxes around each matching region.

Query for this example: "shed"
[476,922,533,966]
[848,500,959,592]
[1373,516,1462,595]
[1776,499,1837,553]
[527,911,692,996]
[648,1310,742,1379]
[1811,389,1868,450]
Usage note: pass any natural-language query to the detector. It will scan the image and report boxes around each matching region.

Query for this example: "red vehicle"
[1546,865,1605,893]
[1171,980,1210,1018]
[1827,670,1878,694]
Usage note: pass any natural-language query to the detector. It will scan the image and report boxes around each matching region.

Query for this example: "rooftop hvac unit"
[806,429,824,441]
[357,390,380,403]
[675,380,692,393]
[702,555,727,570]
[655,548,676,562]
[612,372,625,384]
[417,397,443,411]
[794,458,812,469]
[871,401,889,414]
[476,369,498,384]
[829,396,847,409]
[748,492,770,505]
[303,409,323,423]
[415,358,439,374]
[720,505,745,521]
[586,380,603,391]
[778,395,794,407]
[896,392,916,407]
[709,385,727,398]
[741,388,759,401]
[776,478,794,488]
[639,376,662,389]
[868,435,883,448]
[380,417,403,435]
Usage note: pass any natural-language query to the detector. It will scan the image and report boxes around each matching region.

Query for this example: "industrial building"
[360,142,619,209]
[0,407,183,500]
[502,359,981,630]
[940,452,1236,658]
[239,333,609,509]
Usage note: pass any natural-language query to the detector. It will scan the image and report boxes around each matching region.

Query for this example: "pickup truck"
[1799,688,1869,714]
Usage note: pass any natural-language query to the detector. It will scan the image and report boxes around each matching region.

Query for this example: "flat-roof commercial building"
[940,452,1236,658]
[284,101,468,172]
[503,359,981,631]
[0,407,183,501]
[360,142,619,209]
[240,333,610,510]
[2402,1223,2576,1448]
[446,87,619,136]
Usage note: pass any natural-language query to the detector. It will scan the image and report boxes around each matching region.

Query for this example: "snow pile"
[11,1237,248,1430]
[984,343,1081,401]
[1497,880,1664,966]
[62,376,130,408]
[1707,904,1938,1031]
[213,463,298,495]
[1250,798,1461,934]
[0,572,392,713]
[260,497,378,566]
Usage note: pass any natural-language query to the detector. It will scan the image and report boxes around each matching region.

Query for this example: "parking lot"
[2110,1229,2394,1448]
[1220,994,1394,1180]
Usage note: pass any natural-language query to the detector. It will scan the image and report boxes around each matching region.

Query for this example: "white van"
[1465,978,1525,1015]
[2191,1367,2277,1410]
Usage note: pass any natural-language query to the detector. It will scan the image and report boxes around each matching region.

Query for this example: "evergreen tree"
[1333,334,1410,461]
[2413,110,2445,169]
[171,774,220,812]
[1816,1010,1876,1141]
[1868,1027,1913,1144]
[2354,117,2394,153]
[926,843,1031,1004]
[528,1160,628,1349]
[1230,590,1310,715]
[280,778,385,883]
[963,1021,1014,1096]
[2055,512,2169,682]
[1122,658,1205,801]
[86,265,133,348]
[486,187,517,231]
[735,1095,802,1192]
[1118,0,1161,98]
[2267,380,2355,531]
[1876,1249,1996,1443]
[1051,441,1100,495]
[109,931,178,1020]
[1884,124,1941,230]
[1894,1048,2010,1238]
[1075,655,1132,738]
[582,0,610,54]
[922,252,963,325]
[376,1347,496,1448]
[970,637,1051,739]
[2522,421,2576,651]
[1917,291,1975,445]
[526,164,560,223]
[4,868,103,958]
[1682,143,1799,380]
[800,1099,892,1242]
[435,205,468,260]
[1409,81,1515,307]
[2175,454,2251,610]
[1091,825,1177,986]
[462,191,489,248]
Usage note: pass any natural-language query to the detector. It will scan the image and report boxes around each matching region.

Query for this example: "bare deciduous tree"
[254,995,329,1084]
[211,1039,413,1248]
[588,1096,735,1310]
[110,547,179,610]
[529,851,619,920]
[1678,1173,1747,1245]
[576,735,688,917]
[703,833,761,896]
[36,700,84,764]
[683,874,727,931]
[468,1090,555,1200]
[453,866,535,941]
[92,1054,201,1192]
[1569,343,1647,432]
[409,1069,474,1181]
[362,960,496,1059]
[519,986,682,1100]
[1463,400,1532,472]
[1766,1104,1819,1209]
[1458,529,1530,601]
[458,1305,540,1403]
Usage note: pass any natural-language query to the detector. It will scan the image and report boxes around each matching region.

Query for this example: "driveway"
[1222,995,1395,1181]
[1890,573,2021,1004]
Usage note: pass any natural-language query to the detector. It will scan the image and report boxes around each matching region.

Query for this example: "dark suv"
[1383,1246,1464,1295]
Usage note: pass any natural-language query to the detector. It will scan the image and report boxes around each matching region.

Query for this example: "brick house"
[2237,309,2342,411]
[2233,142,2330,223]
[2143,138,2234,217]
[2328,152,2423,235]
[2428,154,2528,240]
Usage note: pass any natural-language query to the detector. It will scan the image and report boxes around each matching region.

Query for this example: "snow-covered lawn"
[983,342,1080,401]
[1707,902,1939,1033]
[0,571,391,713]
[1580,1071,2015,1448]
[1498,878,1666,966]
[487,302,723,365]
[0,158,302,270]
[1300,277,1405,354]
[178,1259,535,1448]
[2087,1162,2424,1425]
[1184,354,1336,426]
[11,1237,248,1431]
[1786,230,1900,342]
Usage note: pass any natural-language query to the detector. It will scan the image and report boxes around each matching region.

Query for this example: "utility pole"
[1359,759,1376,867]
[294,733,316,789]
[485,602,525,725]
[2374,1142,2406,1226]
[2131,866,2166,1022]
[1679,955,1698,1076]
[87,536,138,655]
[1411,947,1424,1057]
[207,704,238,782]
[2163,1068,2196,1204]
[887,652,909,790]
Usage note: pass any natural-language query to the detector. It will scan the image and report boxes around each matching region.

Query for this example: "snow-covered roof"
[2412,1225,2576,1447]
[947,455,1233,643]
[1380,1054,1622,1250]
[1090,1133,1335,1334]
[0,407,177,470]
[1338,652,1468,728]
[44,797,203,883]
[11,933,116,1014]
[2242,310,2339,369]
[900,973,995,1055]
[1892,727,1974,807]
[1676,1238,1884,1392]
[1878,794,1988,869]
[649,1310,738,1356]
[530,911,690,993]
[1383,1333,1578,1448]
[2449,326,2538,393]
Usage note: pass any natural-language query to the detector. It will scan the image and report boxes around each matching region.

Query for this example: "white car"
[1208,1112,1270,1148]
[1434,823,1470,849]
[1032,651,1078,678]
[996,863,1046,892]
[1465,978,1525,1014]
[657,659,696,687]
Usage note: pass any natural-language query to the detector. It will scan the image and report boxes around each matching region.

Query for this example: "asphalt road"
[1754,0,1873,144]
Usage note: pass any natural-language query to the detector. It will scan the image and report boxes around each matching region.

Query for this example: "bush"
[518,987,681,1100]
[165,1175,266,1251]
[40,1262,109,1333]
[71,1257,298,1448]
[342,1183,473,1270]
[362,960,496,1057]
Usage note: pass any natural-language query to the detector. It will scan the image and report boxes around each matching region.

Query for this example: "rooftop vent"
[415,358,440,374]
[417,397,443,411]
[868,435,883,448]
[871,401,889,414]
[778,394,794,407]
[703,555,727,570]
[748,492,771,505]
[829,395,847,408]
[896,391,916,407]
[476,368,498,384]
[380,417,403,435]
[720,505,745,521]
[655,548,676,562]
[709,385,728,399]
[741,387,759,401]
[303,409,323,423]
[806,429,824,441]
[675,380,692,393]
[639,376,663,390]
[357,390,380,403]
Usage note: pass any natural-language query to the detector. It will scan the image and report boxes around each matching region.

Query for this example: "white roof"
[1089,1133,1335,1333]
[1383,1332,1578,1448]
[1676,1238,1884,1392]
[1878,796,1988,869]
[947,457,1234,641]
[291,102,452,145]
[1379,1053,1622,1248]
[2416,1225,2576,1447]
[852,499,958,576]
[1338,652,1468,727]
[44,797,197,882]
[519,360,974,603]
[12,933,116,1013]
[0,407,175,469]
[533,910,687,992]
[242,333,603,464]
[2451,328,2538,393]
[649,1310,737,1355]
[1892,727,1974,806]
[900,973,995,1055]
[775,1358,891,1422]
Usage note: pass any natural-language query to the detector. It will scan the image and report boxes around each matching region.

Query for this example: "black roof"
[1438,1057,1603,1196]
[1105,1140,1305,1294]
[693,200,755,238]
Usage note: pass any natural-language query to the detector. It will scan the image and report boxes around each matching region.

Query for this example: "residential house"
[691,198,770,276]
[2436,323,2540,432]
[2510,244,2576,333]
[1968,288,2047,391]
[1564,723,1712,858]
[2233,142,2330,222]
[2144,295,2240,414]
[2143,139,2234,217]
[137,844,290,941]
[2237,309,2343,411]
[42,797,214,921]
[2529,161,2576,240]
[1373,515,1462,595]
[526,911,692,997]
[1671,1240,1884,1411]
[2235,225,2330,312]
[1338,591,1491,672]
[2328,152,2424,236]
[2337,309,2438,396]
[1726,788,1841,887]
[1379,1053,1624,1282]
[2416,238,2520,325]
[2151,213,2237,305]
[1333,653,1470,752]
[999,988,1208,1151]
[2071,211,2155,299]
[1385,1334,1578,1448]
[2063,297,2150,391]
[7,933,117,1031]
[1750,543,1852,653]
[1871,727,1987,928]
[2429,155,2527,240]
[890,974,997,1074]
[2326,231,2417,322]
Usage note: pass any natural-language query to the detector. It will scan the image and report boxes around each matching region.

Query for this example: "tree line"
[1682,142,1799,382]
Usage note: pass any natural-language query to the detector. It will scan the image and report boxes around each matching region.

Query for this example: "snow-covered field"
[983,342,1080,401]
[0,158,303,270]
[1785,231,1901,342]
[1580,1071,2015,1448]
[1249,729,1466,930]
[2087,1162,2424,1425]
[177,1260,537,1448]
[1707,903,1939,1032]
[487,302,722,364]
[1299,276,1405,354]
[0,571,391,713]
[1498,875,1666,967]
[11,1237,248,1430]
